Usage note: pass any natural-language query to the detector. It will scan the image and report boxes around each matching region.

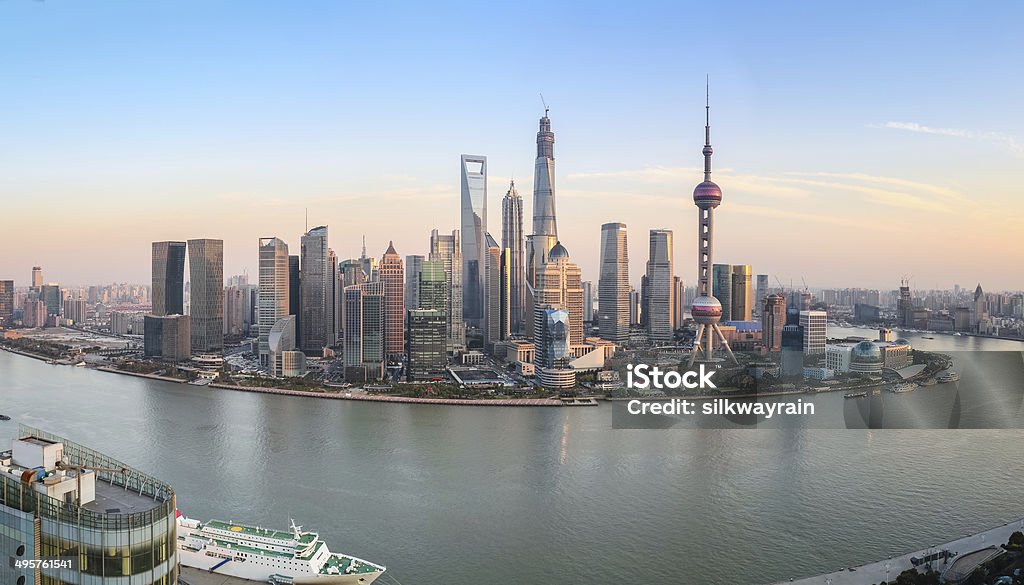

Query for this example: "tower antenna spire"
[703,76,713,182]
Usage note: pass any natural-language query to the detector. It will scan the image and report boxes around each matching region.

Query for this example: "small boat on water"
[844,392,867,399]
[0,415,11,421]
[922,336,935,339]
[938,371,960,383]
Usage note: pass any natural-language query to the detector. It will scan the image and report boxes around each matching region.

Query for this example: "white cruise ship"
[176,512,385,584]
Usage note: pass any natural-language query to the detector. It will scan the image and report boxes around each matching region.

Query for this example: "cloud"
[872,121,1024,156]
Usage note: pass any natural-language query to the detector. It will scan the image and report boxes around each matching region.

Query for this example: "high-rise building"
[187,239,224,353]
[646,229,675,343]
[407,309,446,381]
[258,237,290,367]
[267,315,299,377]
[534,305,576,391]
[525,109,560,327]
[756,274,770,311]
[799,310,827,356]
[64,298,87,325]
[151,241,186,315]
[762,294,786,352]
[598,222,629,342]
[405,255,424,310]
[533,242,584,346]
[712,264,733,321]
[730,264,753,321]
[501,180,525,333]
[144,314,191,361]
[30,266,43,292]
[418,260,447,314]
[898,279,913,327]
[344,281,385,382]
[582,280,594,324]
[300,226,329,353]
[460,154,487,327]
[531,108,558,239]
[224,286,246,336]
[0,427,179,585]
[23,298,46,327]
[0,280,13,325]
[327,248,339,345]
[429,229,464,352]
[380,242,405,359]
[688,84,738,366]
[483,233,508,349]
[40,284,61,317]
[672,276,686,331]
[629,287,641,326]
[289,254,301,336]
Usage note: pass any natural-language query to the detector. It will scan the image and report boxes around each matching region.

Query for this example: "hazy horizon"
[3,1,1022,291]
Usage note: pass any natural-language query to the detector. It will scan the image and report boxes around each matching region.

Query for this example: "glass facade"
[460,155,487,326]
[0,426,177,585]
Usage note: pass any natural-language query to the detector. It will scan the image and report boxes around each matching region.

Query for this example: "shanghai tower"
[525,108,559,305]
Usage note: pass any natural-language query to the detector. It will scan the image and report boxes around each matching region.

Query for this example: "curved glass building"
[0,426,176,585]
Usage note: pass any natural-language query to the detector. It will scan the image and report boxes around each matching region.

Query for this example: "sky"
[2,1,1023,291]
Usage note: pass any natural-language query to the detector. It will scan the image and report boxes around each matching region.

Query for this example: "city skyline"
[2,2,1024,290]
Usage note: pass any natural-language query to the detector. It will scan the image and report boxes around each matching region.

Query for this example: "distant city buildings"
[730,264,753,321]
[404,254,424,313]
[30,266,43,292]
[598,222,629,342]
[0,280,13,325]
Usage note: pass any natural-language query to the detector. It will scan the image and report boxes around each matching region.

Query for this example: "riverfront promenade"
[772,517,1024,584]
[208,382,569,406]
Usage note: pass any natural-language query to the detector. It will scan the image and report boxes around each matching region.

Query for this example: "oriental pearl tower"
[688,83,738,367]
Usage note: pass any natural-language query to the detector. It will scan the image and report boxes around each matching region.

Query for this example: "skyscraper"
[672,276,686,331]
[598,222,629,342]
[344,281,384,382]
[144,314,191,362]
[258,237,290,367]
[380,242,405,359]
[151,241,186,316]
[525,109,559,293]
[756,274,770,311]
[405,255,424,310]
[0,280,12,325]
[300,226,329,353]
[327,247,338,345]
[799,310,827,356]
[430,229,464,352]
[30,266,43,292]
[534,242,584,347]
[534,305,576,391]
[407,309,446,381]
[646,229,675,343]
[418,260,447,314]
[712,264,733,321]
[483,233,508,349]
[688,85,738,366]
[501,180,525,333]
[224,286,246,337]
[582,280,594,324]
[730,264,753,321]
[41,284,62,318]
[187,239,224,353]
[460,154,487,327]
[762,294,786,352]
